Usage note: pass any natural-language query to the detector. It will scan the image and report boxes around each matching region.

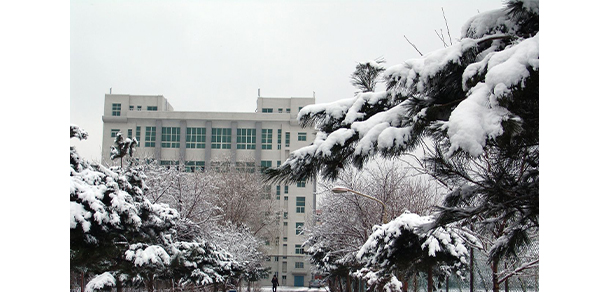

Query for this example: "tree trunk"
[504,261,509,292]
[116,279,123,292]
[147,278,155,292]
[413,273,418,292]
[491,260,500,292]
[347,276,352,292]
[427,266,433,292]
[445,275,449,292]
[81,272,85,292]
[470,247,474,292]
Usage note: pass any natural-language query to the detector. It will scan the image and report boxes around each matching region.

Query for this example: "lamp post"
[331,186,388,224]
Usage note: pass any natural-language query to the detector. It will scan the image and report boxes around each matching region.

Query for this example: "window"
[261,160,272,172]
[186,127,206,149]
[277,160,281,167]
[161,127,180,148]
[237,128,256,149]
[283,237,287,242]
[211,161,231,172]
[127,129,133,138]
[160,160,179,170]
[145,126,156,147]
[236,162,255,173]
[295,244,304,254]
[135,126,141,147]
[147,106,158,111]
[111,103,121,116]
[211,128,231,149]
[276,186,281,200]
[262,108,273,113]
[137,105,142,111]
[277,129,282,149]
[296,222,304,235]
[185,161,205,172]
[283,212,288,219]
[261,129,272,150]
[284,185,289,194]
[286,108,291,113]
[295,262,304,269]
[111,129,120,138]
[298,132,307,141]
[297,180,306,188]
[278,108,283,113]
[285,132,290,147]
[299,106,303,111]
[296,197,305,213]
[129,105,134,111]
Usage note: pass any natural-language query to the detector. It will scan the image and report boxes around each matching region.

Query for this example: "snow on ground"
[259,286,328,292]
[258,288,536,292]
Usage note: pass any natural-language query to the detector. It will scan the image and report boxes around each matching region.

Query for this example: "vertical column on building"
[155,119,162,161]
[179,120,187,165]
[312,175,317,214]
[231,121,237,165]
[255,121,262,167]
[205,121,212,168]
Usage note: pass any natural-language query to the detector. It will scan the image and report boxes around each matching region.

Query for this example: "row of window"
[261,107,304,114]
[111,103,157,116]
[160,160,275,173]
[112,126,309,149]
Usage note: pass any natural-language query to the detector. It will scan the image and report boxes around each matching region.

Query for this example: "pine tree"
[265,1,539,291]
[355,212,471,292]
[110,132,138,168]
[71,126,240,291]
[350,58,386,94]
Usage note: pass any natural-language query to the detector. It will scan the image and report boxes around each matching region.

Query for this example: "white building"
[101,93,317,287]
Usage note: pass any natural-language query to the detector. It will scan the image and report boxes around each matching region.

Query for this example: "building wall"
[102,94,317,287]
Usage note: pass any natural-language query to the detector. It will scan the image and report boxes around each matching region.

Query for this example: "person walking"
[272,275,279,292]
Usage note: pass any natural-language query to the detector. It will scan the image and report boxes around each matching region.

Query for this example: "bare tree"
[205,157,280,241]
[307,156,442,292]
[141,157,281,288]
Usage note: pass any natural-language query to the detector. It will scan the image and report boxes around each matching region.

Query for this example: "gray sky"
[70,0,502,162]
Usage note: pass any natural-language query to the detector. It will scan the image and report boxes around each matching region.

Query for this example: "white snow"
[443,33,539,156]
[383,274,402,292]
[84,272,115,292]
[70,201,92,232]
[125,244,171,267]
[385,38,479,96]
[357,211,470,268]
[461,9,513,39]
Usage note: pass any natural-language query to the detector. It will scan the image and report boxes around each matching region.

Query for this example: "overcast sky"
[6,1,609,289]
[70,0,503,161]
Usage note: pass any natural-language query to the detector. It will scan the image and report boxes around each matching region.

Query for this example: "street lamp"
[331,186,388,224]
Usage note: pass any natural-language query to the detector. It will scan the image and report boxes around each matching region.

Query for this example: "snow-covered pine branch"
[265,0,538,184]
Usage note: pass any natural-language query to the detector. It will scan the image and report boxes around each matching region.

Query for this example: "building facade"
[101,94,317,287]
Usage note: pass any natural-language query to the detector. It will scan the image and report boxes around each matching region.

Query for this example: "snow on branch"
[85,272,115,292]
[70,124,89,140]
[498,259,539,284]
[265,1,538,186]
